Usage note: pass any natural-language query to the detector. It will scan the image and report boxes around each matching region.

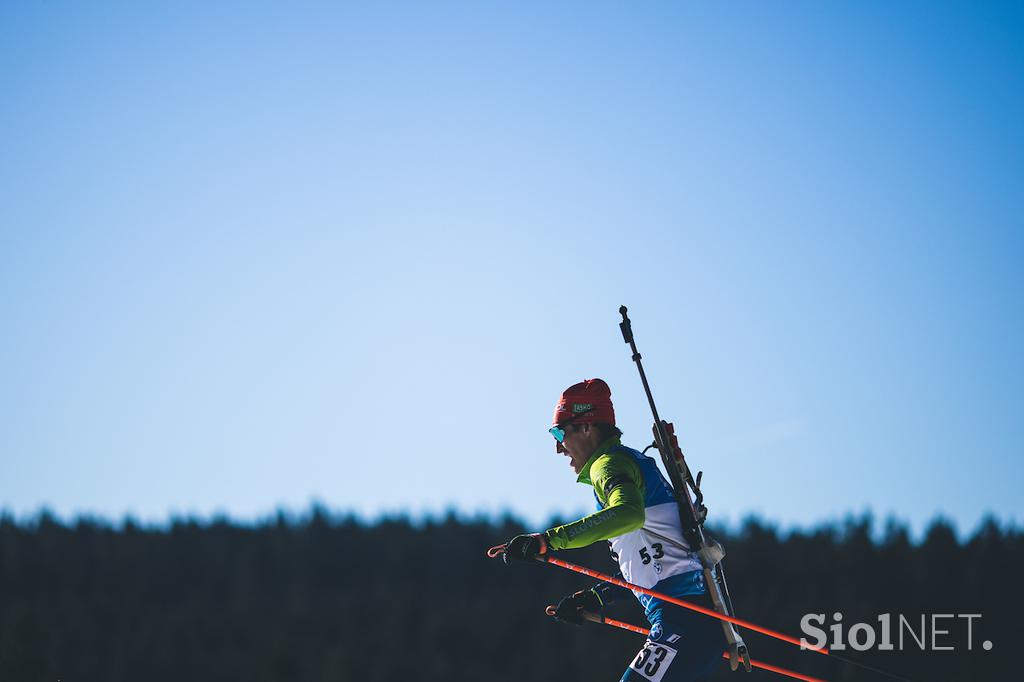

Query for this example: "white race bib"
[629,641,678,682]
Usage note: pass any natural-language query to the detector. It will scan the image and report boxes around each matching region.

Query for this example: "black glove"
[502,533,547,564]
[553,587,604,625]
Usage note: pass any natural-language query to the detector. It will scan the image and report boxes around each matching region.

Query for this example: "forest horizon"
[2,504,1018,681]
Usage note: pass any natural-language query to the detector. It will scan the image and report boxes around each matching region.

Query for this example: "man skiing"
[502,378,727,682]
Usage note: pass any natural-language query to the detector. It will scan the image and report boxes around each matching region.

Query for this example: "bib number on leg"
[630,641,677,682]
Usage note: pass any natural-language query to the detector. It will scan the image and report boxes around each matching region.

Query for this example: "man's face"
[555,423,598,474]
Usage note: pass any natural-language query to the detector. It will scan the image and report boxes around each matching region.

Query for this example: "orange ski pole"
[487,545,828,656]
[543,605,829,682]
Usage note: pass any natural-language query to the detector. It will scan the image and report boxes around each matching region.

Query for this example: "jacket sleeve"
[544,452,646,551]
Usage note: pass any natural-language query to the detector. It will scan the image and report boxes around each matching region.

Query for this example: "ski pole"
[541,552,825,654]
[486,545,828,656]
[542,606,830,682]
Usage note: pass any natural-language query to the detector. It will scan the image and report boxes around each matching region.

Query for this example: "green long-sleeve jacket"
[544,437,646,550]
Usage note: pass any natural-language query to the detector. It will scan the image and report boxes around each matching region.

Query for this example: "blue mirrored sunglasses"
[549,426,566,443]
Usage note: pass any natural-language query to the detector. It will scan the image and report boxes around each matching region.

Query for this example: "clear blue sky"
[2,2,1021,537]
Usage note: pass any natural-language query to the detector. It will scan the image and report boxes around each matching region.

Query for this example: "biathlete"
[501,378,727,682]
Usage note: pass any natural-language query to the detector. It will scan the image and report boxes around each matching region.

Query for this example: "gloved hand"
[502,533,548,564]
[553,587,604,625]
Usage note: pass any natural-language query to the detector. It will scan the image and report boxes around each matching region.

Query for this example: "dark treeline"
[0,509,1019,682]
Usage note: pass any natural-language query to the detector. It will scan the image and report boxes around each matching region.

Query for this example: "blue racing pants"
[619,592,728,682]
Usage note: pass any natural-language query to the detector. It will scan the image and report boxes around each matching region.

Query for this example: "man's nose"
[555,441,565,454]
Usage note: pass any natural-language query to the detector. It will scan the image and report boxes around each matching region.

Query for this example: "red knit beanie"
[552,378,616,427]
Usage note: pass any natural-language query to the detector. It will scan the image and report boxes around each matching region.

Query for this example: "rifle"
[618,305,752,672]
